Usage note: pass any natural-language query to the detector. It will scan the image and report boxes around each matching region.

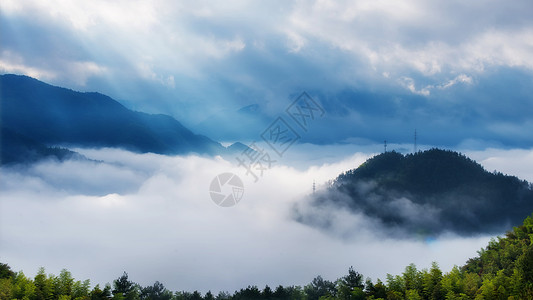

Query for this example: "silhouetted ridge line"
[0,74,228,164]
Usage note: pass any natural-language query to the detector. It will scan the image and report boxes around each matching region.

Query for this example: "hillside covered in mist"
[295,149,533,237]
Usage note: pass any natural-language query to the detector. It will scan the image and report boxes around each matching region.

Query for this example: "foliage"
[140,281,172,300]
[304,276,336,300]
[0,126,79,165]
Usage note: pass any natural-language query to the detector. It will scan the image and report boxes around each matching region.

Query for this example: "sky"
[2,0,533,294]
[1,0,533,147]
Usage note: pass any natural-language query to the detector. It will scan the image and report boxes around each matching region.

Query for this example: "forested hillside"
[297,149,533,236]
[2,215,532,300]
[0,127,81,165]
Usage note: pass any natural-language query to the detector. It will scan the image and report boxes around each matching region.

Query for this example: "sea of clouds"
[2,144,532,293]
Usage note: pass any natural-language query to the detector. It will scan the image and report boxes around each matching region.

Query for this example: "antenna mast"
[384,140,387,153]
[414,129,417,153]
[313,180,316,194]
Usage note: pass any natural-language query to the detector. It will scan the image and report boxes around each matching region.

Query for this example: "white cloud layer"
[4,146,529,293]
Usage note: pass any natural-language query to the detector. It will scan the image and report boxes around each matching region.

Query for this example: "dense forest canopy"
[2,214,533,299]
[295,149,533,237]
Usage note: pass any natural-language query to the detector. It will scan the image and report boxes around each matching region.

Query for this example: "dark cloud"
[2,1,533,148]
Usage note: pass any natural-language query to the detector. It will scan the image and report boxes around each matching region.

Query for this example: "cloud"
[399,77,431,96]
[465,148,533,183]
[3,2,533,291]
[67,61,107,86]
[3,146,524,293]
[286,0,533,74]
[1,0,533,147]
[398,74,473,95]
[0,50,57,81]
[438,74,473,89]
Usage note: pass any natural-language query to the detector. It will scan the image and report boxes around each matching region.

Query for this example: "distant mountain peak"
[237,103,261,114]
[0,74,225,164]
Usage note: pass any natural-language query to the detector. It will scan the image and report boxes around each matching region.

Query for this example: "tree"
[386,290,403,300]
[462,272,480,298]
[272,285,289,300]
[91,284,112,300]
[386,274,404,294]
[214,291,231,300]
[349,288,365,300]
[262,285,274,299]
[517,245,533,290]
[364,278,386,299]
[284,285,305,300]
[405,289,422,300]
[0,263,14,279]
[174,291,192,300]
[12,271,36,300]
[0,278,13,300]
[140,281,172,300]
[72,279,91,299]
[475,278,496,300]
[337,266,365,299]
[34,267,55,300]
[0,264,14,300]
[441,266,465,298]
[343,267,364,290]
[55,269,74,297]
[304,276,336,300]
[233,286,261,300]
[403,264,422,292]
[191,290,203,300]
[422,262,444,300]
[204,291,214,300]
[112,272,138,300]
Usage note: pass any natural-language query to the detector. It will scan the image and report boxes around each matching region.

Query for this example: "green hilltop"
[305,148,533,236]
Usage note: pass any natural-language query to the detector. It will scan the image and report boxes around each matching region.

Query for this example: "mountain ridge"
[0,74,244,164]
[0,126,82,165]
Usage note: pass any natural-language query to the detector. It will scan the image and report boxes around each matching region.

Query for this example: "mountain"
[194,103,270,142]
[0,74,226,163]
[295,149,533,237]
[0,126,81,165]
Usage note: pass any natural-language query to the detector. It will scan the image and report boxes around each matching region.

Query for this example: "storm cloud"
[1,1,533,147]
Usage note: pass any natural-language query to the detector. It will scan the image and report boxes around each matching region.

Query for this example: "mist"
[3,146,529,293]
